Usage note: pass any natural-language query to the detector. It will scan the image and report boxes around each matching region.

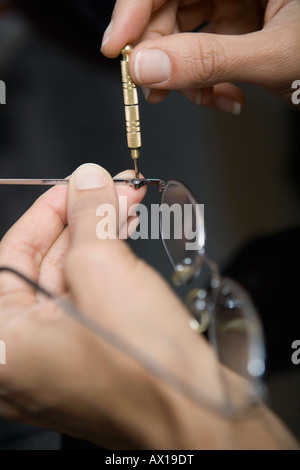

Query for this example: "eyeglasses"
[0,176,266,417]
[159,179,267,415]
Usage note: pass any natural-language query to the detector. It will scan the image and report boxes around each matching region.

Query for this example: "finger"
[37,227,70,296]
[209,83,245,114]
[177,1,212,32]
[114,169,147,237]
[178,0,265,35]
[138,0,179,42]
[209,0,264,35]
[128,28,296,91]
[101,0,168,57]
[180,82,244,114]
[179,85,213,106]
[67,164,147,246]
[143,82,214,107]
[67,164,118,246]
[0,185,68,295]
[135,0,179,103]
[142,87,170,104]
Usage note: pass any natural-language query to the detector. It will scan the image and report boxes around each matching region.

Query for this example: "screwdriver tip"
[134,158,140,180]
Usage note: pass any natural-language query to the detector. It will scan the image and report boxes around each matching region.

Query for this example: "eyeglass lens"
[211,278,265,385]
[159,181,266,403]
[160,181,205,283]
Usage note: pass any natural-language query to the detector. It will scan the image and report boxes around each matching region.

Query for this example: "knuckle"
[190,37,228,85]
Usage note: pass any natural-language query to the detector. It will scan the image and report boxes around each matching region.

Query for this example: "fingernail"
[101,20,113,50]
[142,86,152,101]
[75,164,108,190]
[135,49,171,85]
[214,96,242,115]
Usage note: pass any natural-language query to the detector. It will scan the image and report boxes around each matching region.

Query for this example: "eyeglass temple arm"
[0,178,165,191]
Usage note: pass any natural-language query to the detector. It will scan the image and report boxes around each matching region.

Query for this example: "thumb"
[67,163,146,245]
[128,29,288,90]
[65,162,146,309]
[65,163,218,403]
[67,163,118,246]
[65,164,197,354]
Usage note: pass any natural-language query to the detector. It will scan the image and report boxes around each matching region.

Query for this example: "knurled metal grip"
[121,45,141,160]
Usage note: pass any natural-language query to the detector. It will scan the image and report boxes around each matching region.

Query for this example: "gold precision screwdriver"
[0,46,142,187]
[120,45,141,179]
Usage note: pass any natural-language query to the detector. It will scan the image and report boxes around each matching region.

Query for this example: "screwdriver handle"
[121,45,141,161]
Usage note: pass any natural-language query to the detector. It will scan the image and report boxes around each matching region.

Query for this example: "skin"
[0,163,298,449]
[101,0,300,112]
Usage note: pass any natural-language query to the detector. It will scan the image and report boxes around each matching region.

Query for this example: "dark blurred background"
[0,0,299,449]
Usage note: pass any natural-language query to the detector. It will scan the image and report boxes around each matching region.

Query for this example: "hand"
[0,163,223,448]
[0,164,150,446]
[101,0,300,113]
[0,164,298,449]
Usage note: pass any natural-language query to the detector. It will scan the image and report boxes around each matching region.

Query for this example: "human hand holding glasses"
[0,163,298,449]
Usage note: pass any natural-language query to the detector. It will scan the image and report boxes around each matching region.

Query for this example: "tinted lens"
[210,278,265,397]
[160,181,205,284]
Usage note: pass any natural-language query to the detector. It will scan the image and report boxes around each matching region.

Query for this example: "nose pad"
[185,288,210,334]
[172,257,202,286]
[172,263,194,286]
